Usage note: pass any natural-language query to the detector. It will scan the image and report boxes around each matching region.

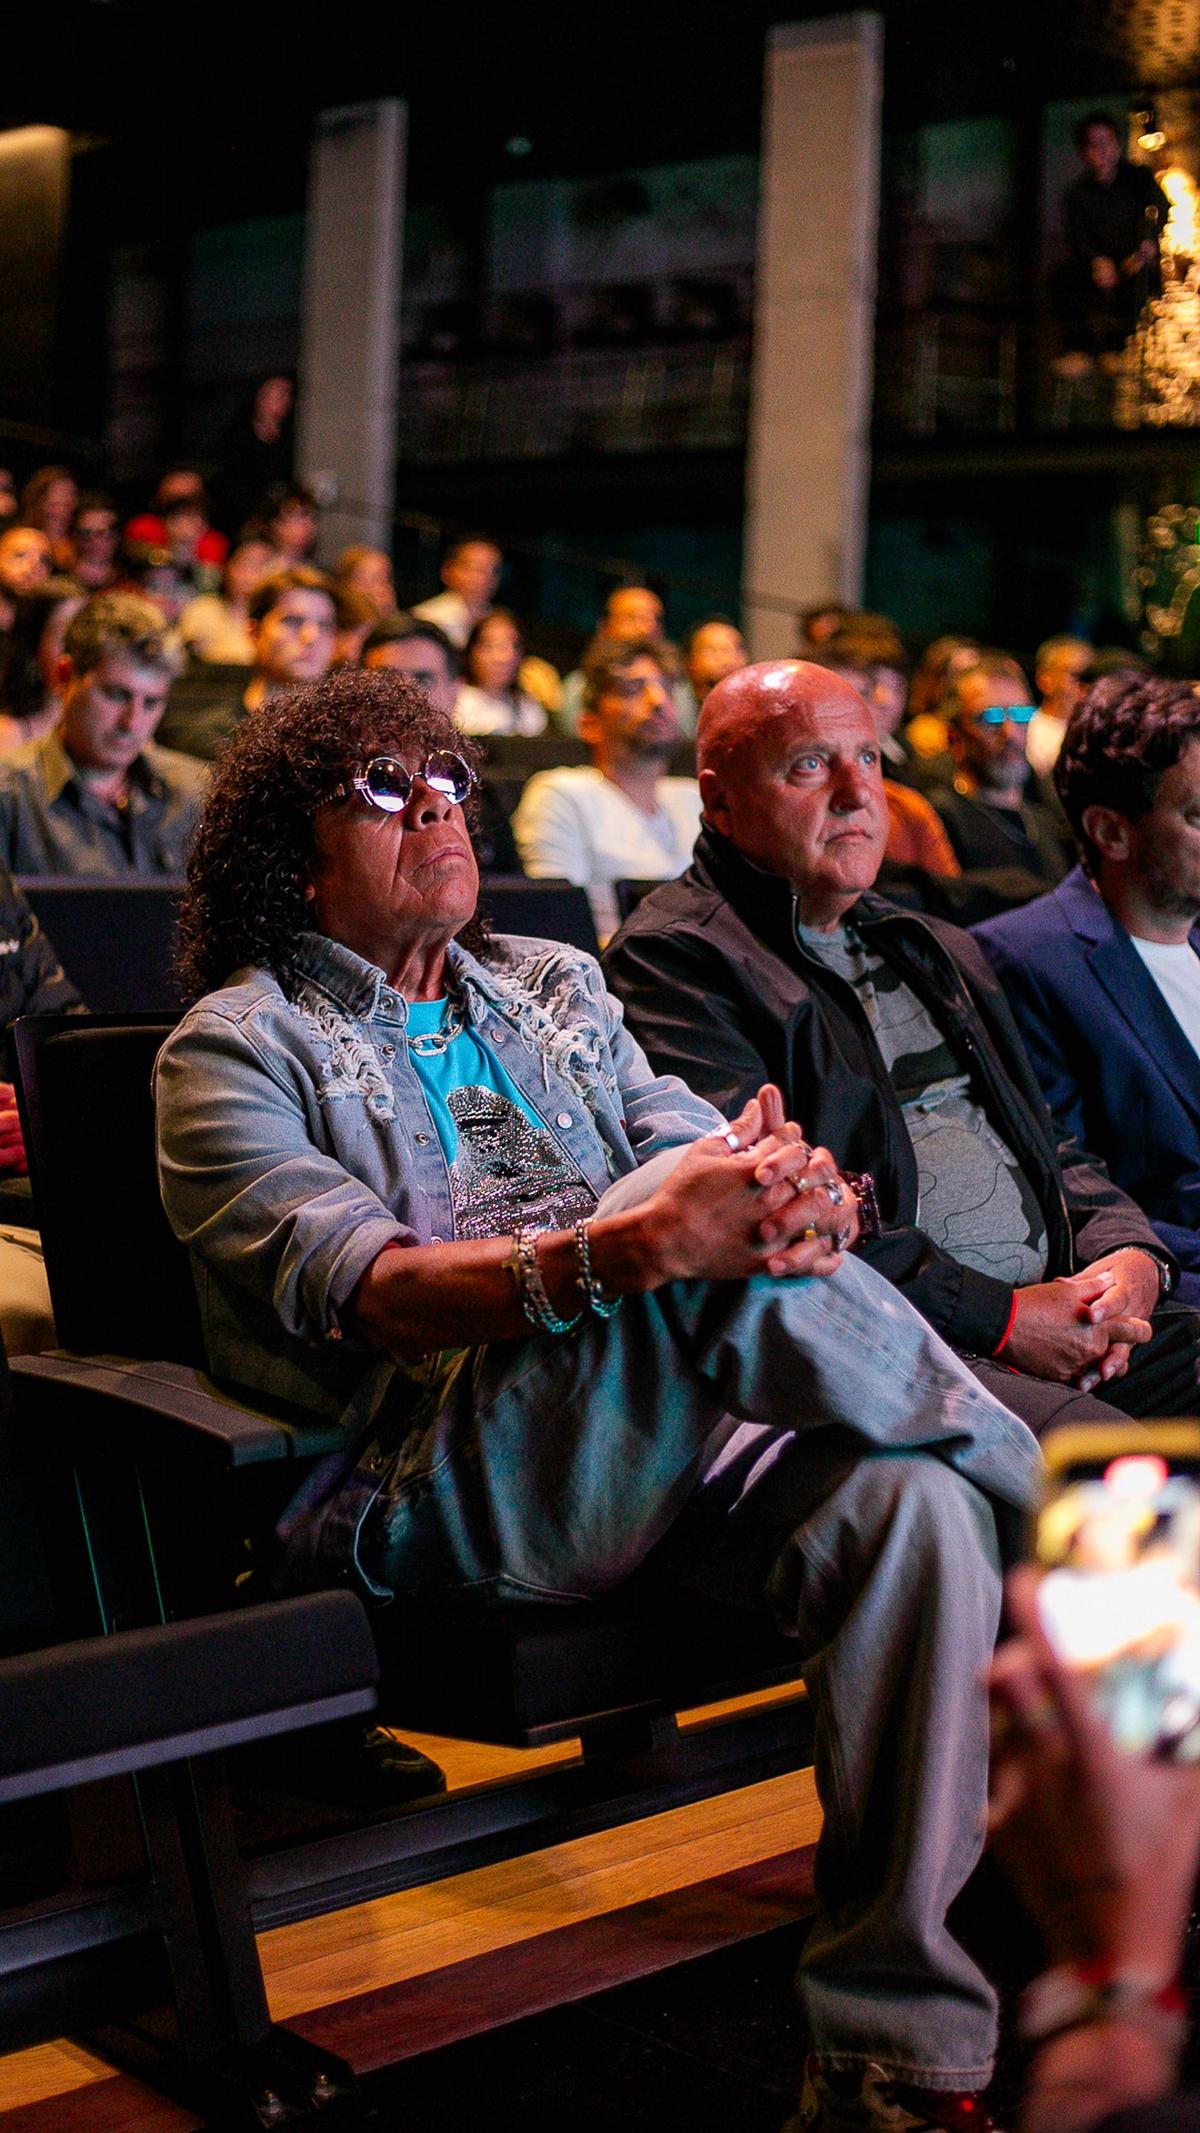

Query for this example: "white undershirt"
[1130,934,1200,1060]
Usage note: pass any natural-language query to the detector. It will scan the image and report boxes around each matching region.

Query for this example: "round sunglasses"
[331,751,477,814]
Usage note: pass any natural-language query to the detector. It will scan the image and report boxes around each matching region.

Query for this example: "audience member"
[0,861,84,1353]
[214,373,295,534]
[0,578,85,753]
[1027,634,1093,777]
[258,486,320,569]
[334,545,396,622]
[332,586,379,669]
[0,591,198,874]
[681,616,747,712]
[926,653,1071,885]
[455,609,547,736]
[818,624,960,878]
[515,636,701,943]
[177,535,275,666]
[0,526,53,607]
[20,467,77,570]
[156,664,1044,2131]
[68,491,122,593]
[606,659,1200,1439]
[159,567,337,761]
[906,633,981,758]
[362,613,518,872]
[990,1565,1200,2133]
[413,532,503,649]
[1058,112,1169,379]
[975,674,1200,1305]
[126,468,228,573]
[795,600,849,653]
[363,612,458,690]
[559,582,693,734]
[0,591,202,877]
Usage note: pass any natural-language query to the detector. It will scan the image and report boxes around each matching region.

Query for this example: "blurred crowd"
[0,380,1136,956]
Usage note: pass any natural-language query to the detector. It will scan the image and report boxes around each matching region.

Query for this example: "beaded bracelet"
[510,1225,583,1335]
[574,1216,622,1319]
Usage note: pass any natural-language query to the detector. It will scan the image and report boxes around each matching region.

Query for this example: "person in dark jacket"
[1059,112,1169,372]
[974,673,1200,1308]
[0,861,80,1349]
[604,660,1200,1434]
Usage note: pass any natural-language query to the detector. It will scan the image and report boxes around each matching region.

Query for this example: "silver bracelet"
[574,1216,622,1319]
[510,1225,582,1335]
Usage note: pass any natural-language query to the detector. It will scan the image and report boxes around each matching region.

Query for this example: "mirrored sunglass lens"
[363,758,413,809]
[423,751,473,801]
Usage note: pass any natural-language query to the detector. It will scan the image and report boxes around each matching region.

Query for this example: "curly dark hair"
[1055,671,1200,869]
[176,667,485,1001]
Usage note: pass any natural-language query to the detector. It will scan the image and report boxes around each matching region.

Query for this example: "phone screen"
[1034,1426,1200,1761]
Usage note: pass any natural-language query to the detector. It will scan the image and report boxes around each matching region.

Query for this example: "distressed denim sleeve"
[155,1005,408,1343]
[581,953,726,1160]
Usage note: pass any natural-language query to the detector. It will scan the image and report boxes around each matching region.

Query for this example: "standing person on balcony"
[1057,112,1169,380]
[413,533,503,652]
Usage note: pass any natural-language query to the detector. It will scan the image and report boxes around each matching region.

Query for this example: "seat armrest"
[9,1355,345,1467]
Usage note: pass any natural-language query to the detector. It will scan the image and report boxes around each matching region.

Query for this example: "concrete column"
[297,100,405,554]
[0,127,71,434]
[743,15,883,658]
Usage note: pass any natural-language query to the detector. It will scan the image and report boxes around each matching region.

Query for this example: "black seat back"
[476,875,600,956]
[18,879,186,1014]
[12,1016,202,1363]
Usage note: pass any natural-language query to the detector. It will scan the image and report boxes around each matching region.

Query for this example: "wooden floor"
[0,1687,820,2131]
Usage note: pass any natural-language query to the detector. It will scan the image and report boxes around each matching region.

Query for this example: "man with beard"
[514,636,700,943]
[925,653,1071,886]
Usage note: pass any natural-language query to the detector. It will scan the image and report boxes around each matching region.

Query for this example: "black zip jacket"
[603,828,1172,1357]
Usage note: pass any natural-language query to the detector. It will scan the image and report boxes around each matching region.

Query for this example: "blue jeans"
[286,1251,1041,2084]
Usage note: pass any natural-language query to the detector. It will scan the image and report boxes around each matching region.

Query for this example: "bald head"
[698,660,869,777]
[698,659,888,929]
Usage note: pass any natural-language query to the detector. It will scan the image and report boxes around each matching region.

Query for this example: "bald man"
[606,659,1200,1434]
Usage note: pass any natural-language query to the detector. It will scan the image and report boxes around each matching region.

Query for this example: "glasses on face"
[975,704,1037,727]
[332,751,477,814]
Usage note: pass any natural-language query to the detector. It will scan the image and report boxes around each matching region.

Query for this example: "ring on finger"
[800,1225,819,1242]
[823,1178,846,1208]
[832,1223,852,1252]
[719,1128,741,1152]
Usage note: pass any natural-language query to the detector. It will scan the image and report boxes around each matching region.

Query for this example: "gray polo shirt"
[0,730,208,878]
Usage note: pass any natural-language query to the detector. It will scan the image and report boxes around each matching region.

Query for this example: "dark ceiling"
[5,0,1197,236]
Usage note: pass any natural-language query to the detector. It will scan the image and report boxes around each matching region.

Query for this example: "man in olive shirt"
[0,592,206,877]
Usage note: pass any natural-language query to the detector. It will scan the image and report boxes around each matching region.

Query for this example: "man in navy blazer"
[974,671,1200,1303]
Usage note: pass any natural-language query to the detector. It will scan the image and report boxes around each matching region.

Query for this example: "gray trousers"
[293,1252,1043,2086]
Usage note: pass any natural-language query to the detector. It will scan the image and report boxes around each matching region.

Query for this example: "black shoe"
[299,1721,448,1810]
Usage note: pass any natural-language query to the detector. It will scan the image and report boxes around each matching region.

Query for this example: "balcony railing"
[393,342,751,464]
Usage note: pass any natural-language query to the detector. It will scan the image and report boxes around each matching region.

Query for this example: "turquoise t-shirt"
[405,997,596,1241]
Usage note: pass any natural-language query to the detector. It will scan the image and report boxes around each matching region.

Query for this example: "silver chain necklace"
[407,1000,465,1057]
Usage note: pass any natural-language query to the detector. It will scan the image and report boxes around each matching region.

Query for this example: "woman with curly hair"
[155,664,1041,2129]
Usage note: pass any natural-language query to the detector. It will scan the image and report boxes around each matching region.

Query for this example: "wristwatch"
[1129,1246,1176,1300]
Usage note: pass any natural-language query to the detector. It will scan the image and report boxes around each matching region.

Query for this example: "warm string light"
[1117,164,1200,428]
[1135,503,1200,655]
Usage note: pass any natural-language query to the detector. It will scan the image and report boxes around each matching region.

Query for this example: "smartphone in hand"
[1034,1422,1200,1761]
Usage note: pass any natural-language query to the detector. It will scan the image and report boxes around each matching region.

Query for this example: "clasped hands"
[641,1083,860,1287]
[1004,1249,1161,1391]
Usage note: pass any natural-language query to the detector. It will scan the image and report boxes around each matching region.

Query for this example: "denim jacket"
[154,928,725,1425]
